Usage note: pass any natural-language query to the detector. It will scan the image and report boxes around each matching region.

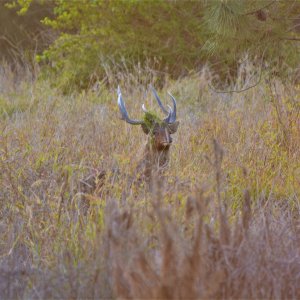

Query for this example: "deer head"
[117,85,179,149]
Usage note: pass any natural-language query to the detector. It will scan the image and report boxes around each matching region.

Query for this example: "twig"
[243,1,276,16]
[287,24,300,32]
[209,47,267,94]
[209,70,263,94]
[281,37,300,41]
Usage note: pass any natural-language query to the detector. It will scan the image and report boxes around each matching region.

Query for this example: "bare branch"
[243,1,276,16]
[209,71,262,94]
[209,48,267,94]
[287,24,300,32]
[0,35,20,51]
[281,37,300,41]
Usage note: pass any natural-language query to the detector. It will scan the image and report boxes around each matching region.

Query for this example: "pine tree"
[202,0,300,78]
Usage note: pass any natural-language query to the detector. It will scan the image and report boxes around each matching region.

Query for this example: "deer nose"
[164,128,172,144]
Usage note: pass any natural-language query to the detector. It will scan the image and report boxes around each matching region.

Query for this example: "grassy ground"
[0,64,299,299]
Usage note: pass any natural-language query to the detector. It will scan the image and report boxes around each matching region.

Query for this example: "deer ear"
[168,121,179,134]
[141,123,150,134]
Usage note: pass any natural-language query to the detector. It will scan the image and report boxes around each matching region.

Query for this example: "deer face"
[152,125,173,150]
[117,85,179,152]
[141,115,179,150]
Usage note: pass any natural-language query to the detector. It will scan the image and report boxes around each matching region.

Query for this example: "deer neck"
[139,138,170,179]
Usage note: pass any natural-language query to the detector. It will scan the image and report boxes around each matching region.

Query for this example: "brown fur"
[137,125,175,181]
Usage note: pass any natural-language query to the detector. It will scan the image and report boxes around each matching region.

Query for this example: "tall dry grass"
[0,63,299,299]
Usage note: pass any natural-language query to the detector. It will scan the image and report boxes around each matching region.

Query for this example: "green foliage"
[36,0,206,92]
[203,1,300,71]
[5,0,32,15]
[6,0,300,91]
[1,1,52,66]
[143,111,162,130]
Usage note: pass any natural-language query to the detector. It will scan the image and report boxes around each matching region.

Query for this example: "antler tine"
[167,91,177,123]
[142,104,148,113]
[117,86,144,125]
[150,85,169,115]
[163,105,173,123]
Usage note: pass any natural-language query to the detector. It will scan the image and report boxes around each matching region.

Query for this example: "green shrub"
[7,0,300,91]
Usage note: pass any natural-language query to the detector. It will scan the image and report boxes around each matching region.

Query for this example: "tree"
[6,0,300,91]
[203,0,300,82]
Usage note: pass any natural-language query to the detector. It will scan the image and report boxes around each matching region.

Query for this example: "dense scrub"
[0,65,299,298]
[5,1,300,92]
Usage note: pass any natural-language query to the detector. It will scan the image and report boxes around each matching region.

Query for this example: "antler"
[150,85,177,123]
[118,86,177,124]
[165,91,177,123]
[117,86,144,125]
[150,85,169,115]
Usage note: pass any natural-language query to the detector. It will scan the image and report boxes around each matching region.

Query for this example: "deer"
[79,86,179,213]
[117,85,179,181]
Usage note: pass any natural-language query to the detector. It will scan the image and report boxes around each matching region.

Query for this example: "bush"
[7,0,300,92]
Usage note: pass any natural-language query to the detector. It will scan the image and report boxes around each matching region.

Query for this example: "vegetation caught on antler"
[143,111,162,132]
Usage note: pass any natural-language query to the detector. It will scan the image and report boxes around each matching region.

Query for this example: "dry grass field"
[0,64,299,299]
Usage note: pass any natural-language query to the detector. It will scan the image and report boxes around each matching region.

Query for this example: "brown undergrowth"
[0,64,299,298]
[107,189,300,299]
[107,142,300,300]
